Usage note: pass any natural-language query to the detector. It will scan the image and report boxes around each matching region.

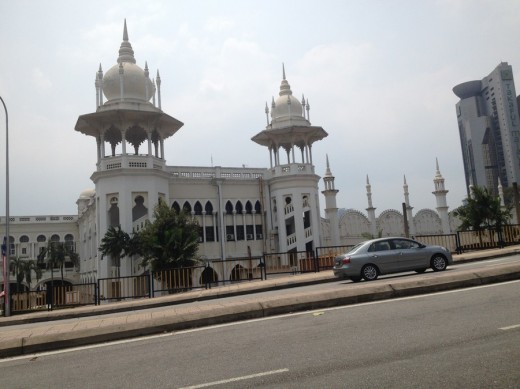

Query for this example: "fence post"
[149,271,154,298]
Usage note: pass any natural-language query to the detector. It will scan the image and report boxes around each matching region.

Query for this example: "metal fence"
[8,225,520,313]
[264,251,315,278]
[98,275,149,303]
[204,257,264,287]
[152,265,206,295]
[10,283,97,313]
[316,245,355,271]
[414,234,459,253]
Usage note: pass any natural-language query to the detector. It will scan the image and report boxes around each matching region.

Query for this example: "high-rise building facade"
[453,62,520,197]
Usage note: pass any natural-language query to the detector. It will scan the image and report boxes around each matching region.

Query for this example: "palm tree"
[139,202,200,272]
[99,225,131,274]
[22,260,42,290]
[9,256,26,293]
[453,185,511,231]
[47,241,79,284]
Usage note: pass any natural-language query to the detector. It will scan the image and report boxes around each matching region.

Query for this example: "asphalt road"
[1,279,519,388]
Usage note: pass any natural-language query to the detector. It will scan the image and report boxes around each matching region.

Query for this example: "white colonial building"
[0,21,454,292]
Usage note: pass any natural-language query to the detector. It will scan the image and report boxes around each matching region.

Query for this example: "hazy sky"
[1,0,520,216]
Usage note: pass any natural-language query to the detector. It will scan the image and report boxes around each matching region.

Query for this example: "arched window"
[172,201,181,213]
[245,201,253,214]
[37,235,46,243]
[255,201,262,213]
[236,201,243,214]
[205,201,213,214]
[65,234,75,252]
[183,201,192,213]
[194,201,203,215]
[225,201,233,214]
[19,235,29,243]
[50,234,60,242]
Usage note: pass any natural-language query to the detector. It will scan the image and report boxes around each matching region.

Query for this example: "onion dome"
[101,20,155,104]
[271,65,303,118]
[79,188,96,199]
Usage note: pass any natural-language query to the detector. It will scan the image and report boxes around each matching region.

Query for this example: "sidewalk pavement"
[1,246,520,358]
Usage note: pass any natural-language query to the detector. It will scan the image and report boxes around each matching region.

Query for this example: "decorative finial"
[282,63,286,80]
[117,19,136,64]
[265,102,269,126]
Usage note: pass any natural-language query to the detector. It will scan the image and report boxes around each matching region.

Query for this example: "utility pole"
[0,96,10,317]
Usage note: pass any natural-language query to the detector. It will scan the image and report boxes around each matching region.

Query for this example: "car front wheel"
[431,255,447,271]
[362,264,379,281]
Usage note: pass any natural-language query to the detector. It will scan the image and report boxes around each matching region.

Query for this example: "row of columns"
[268,144,313,168]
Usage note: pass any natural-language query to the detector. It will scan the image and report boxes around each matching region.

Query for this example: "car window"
[368,241,391,252]
[392,239,420,249]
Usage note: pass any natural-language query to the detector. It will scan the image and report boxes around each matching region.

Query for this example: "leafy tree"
[453,185,511,231]
[99,225,130,268]
[139,201,200,272]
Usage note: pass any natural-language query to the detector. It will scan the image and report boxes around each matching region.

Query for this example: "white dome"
[102,62,155,102]
[79,188,95,199]
[273,93,303,118]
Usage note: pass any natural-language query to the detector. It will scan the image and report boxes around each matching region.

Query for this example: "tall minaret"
[432,158,451,233]
[403,175,416,236]
[322,155,340,246]
[366,175,377,237]
[252,65,328,253]
[74,21,184,280]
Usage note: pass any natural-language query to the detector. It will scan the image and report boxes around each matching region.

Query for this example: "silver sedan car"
[333,237,453,282]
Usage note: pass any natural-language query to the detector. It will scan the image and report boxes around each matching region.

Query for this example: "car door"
[367,240,400,274]
[390,239,428,271]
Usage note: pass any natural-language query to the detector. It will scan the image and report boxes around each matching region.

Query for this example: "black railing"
[9,225,520,313]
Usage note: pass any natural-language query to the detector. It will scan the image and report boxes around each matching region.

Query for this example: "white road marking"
[177,368,289,389]
[499,324,520,331]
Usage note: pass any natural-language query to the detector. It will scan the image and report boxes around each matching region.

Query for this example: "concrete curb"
[1,262,519,358]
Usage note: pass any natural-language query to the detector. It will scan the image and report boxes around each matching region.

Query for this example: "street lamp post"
[0,96,10,317]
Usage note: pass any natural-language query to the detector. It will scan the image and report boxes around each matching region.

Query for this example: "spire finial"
[117,19,136,64]
[123,19,129,41]
[279,63,292,96]
[404,174,407,185]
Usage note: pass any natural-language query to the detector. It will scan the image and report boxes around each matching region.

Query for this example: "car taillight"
[342,257,351,265]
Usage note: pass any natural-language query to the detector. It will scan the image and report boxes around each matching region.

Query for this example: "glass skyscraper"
[453,62,520,198]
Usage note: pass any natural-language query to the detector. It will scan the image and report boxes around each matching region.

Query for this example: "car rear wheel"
[350,276,362,283]
[431,255,447,271]
[415,268,427,273]
[362,264,379,281]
